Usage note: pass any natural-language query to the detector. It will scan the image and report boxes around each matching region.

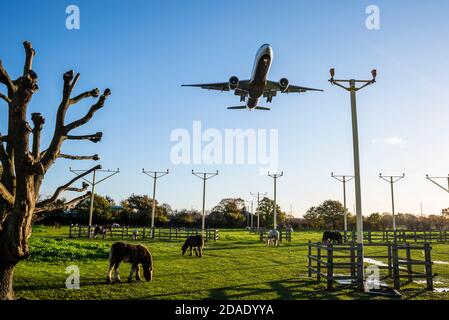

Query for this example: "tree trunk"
[0,263,15,300]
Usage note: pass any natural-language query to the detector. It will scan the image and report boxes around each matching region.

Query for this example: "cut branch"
[0,59,14,93]
[69,88,99,105]
[23,41,35,77]
[34,192,92,214]
[64,89,111,133]
[0,92,11,104]
[36,165,100,208]
[66,132,103,143]
[0,182,14,206]
[59,154,100,161]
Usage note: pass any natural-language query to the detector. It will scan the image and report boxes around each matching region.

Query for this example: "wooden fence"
[337,229,448,243]
[259,229,292,243]
[69,225,219,242]
[307,241,434,291]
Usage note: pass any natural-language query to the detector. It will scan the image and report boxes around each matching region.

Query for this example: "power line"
[250,192,267,231]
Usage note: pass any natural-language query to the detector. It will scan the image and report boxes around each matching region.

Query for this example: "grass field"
[13,226,449,300]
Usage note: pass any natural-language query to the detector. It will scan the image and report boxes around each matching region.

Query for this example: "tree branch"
[23,41,35,77]
[67,132,103,143]
[0,92,11,104]
[58,154,100,161]
[64,89,111,133]
[0,59,14,93]
[36,165,100,208]
[0,181,14,206]
[34,192,92,214]
[69,88,99,105]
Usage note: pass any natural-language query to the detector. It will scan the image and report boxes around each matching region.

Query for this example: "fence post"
[317,244,321,283]
[356,243,364,291]
[424,243,433,291]
[69,225,73,238]
[327,244,334,290]
[308,241,312,278]
[414,230,417,242]
[392,243,400,290]
[405,243,413,282]
[350,242,356,279]
[387,242,393,277]
[368,230,372,244]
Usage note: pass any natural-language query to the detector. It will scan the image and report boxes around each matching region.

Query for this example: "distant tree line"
[35,194,288,229]
[35,195,449,231]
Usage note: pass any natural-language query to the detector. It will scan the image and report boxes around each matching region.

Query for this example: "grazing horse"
[93,225,109,239]
[266,229,280,246]
[181,235,205,257]
[106,242,154,283]
[322,231,343,244]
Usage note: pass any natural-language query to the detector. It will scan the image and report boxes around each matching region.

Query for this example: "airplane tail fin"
[227,106,247,110]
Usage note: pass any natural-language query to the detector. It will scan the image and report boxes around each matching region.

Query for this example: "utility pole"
[251,200,254,228]
[331,173,354,232]
[192,170,218,237]
[426,174,449,194]
[69,166,119,238]
[379,173,405,230]
[329,68,377,245]
[142,169,169,238]
[251,192,267,231]
[268,172,283,230]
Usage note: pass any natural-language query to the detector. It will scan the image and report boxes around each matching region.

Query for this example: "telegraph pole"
[69,166,119,238]
[329,68,377,245]
[379,173,405,230]
[192,170,218,237]
[251,192,267,231]
[268,172,283,230]
[142,169,169,238]
[331,173,354,232]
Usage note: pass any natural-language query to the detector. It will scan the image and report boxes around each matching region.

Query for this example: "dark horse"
[181,235,205,258]
[106,242,153,283]
[322,231,343,244]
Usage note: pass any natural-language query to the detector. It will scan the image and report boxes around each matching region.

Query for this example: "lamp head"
[371,69,377,80]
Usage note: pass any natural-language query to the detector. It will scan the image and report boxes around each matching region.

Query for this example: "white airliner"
[182,44,323,110]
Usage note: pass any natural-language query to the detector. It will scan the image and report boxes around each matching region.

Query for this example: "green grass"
[12,226,449,300]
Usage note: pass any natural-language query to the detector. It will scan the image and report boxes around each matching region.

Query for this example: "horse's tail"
[108,246,114,263]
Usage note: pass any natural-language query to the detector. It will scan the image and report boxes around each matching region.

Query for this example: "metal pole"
[251,200,254,228]
[151,176,157,229]
[273,175,277,230]
[257,194,260,229]
[390,177,396,230]
[202,174,206,236]
[343,177,347,231]
[349,80,364,245]
[88,169,96,238]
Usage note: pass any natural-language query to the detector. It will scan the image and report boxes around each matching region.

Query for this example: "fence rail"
[69,225,219,242]
[336,229,448,243]
[258,229,292,243]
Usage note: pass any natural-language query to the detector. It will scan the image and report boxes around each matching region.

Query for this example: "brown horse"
[181,235,205,258]
[106,242,153,283]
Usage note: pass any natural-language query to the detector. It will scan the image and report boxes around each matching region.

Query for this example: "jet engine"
[229,76,239,90]
[279,78,289,92]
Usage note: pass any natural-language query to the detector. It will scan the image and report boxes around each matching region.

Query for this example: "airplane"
[182,44,323,110]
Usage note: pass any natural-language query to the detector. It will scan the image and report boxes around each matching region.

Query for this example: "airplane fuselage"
[247,44,273,108]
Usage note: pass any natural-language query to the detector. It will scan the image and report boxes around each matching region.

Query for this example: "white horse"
[266,229,280,247]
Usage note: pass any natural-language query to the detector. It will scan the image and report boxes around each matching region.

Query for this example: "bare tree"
[0,41,110,299]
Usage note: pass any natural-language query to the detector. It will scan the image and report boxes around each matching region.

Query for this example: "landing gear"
[266,96,273,103]
[240,95,246,102]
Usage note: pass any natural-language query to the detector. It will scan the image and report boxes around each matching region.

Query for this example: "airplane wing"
[182,80,251,91]
[265,80,323,93]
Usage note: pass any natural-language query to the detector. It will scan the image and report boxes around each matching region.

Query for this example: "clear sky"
[1,0,449,217]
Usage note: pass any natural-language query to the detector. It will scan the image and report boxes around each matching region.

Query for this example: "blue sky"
[1,0,449,217]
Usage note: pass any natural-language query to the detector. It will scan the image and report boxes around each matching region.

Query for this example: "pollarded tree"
[0,41,110,299]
